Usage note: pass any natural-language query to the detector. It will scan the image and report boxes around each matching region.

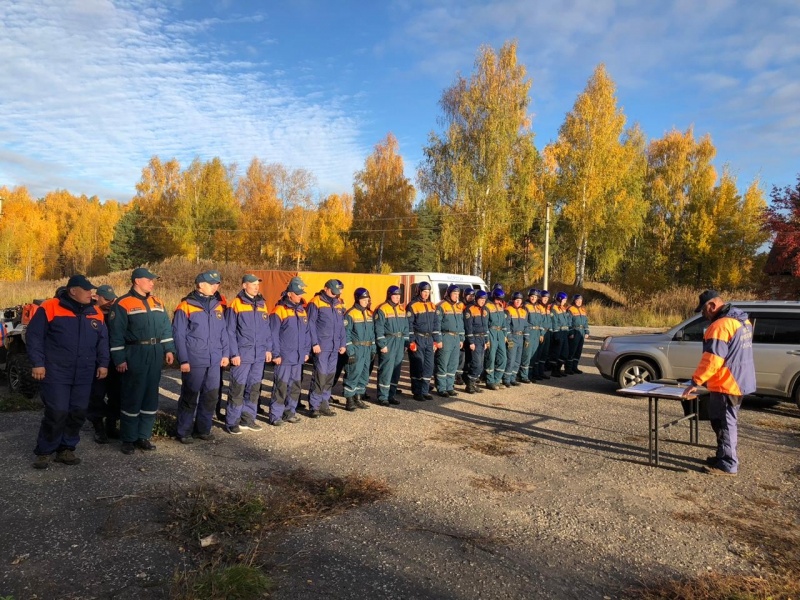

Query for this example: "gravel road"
[1,326,798,599]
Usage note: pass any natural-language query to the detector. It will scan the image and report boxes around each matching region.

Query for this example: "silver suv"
[594,301,800,408]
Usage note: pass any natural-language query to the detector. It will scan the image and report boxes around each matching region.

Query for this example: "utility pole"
[543,201,551,290]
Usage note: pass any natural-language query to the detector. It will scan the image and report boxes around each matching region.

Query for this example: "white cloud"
[0,0,366,199]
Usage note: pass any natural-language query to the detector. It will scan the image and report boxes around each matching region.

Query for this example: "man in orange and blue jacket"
[28,275,109,469]
[269,277,312,425]
[224,274,273,434]
[683,290,756,476]
[307,279,346,417]
[173,270,230,443]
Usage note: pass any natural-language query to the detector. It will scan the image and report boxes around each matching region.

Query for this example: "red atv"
[1,302,42,398]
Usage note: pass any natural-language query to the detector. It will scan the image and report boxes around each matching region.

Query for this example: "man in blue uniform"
[343,287,375,411]
[566,294,590,375]
[87,284,121,443]
[224,274,273,434]
[456,287,475,385]
[374,285,409,406]
[435,284,464,397]
[549,292,570,377]
[503,292,526,387]
[269,277,312,425]
[173,271,230,443]
[307,279,346,418]
[463,290,489,394]
[28,275,109,469]
[109,268,176,455]
[406,282,441,401]
[535,290,552,380]
[518,289,541,384]
[484,286,508,390]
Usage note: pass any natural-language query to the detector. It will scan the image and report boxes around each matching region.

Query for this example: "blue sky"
[1,0,798,202]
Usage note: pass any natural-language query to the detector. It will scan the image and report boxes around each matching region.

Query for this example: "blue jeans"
[707,392,741,473]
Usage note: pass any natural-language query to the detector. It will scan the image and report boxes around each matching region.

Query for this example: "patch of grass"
[173,563,272,600]
[151,410,178,438]
[630,571,800,600]
[0,391,42,412]
[749,418,800,433]
[166,470,392,599]
[430,423,528,457]
[631,490,800,600]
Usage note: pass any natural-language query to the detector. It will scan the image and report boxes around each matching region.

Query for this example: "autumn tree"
[764,174,800,295]
[0,186,54,281]
[626,128,718,290]
[419,41,538,278]
[406,197,443,272]
[352,133,415,272]
[175,157,240,262]
[234,158,282,264]
[547,64,647,287]
[305,193,356,271]
[266,164,317,270]
[133,156,185,260]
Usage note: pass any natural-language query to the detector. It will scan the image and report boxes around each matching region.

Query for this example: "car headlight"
[601,336,612,351]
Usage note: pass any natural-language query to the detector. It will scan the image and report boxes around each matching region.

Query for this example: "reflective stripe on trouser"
[484,330,507,385]
[435,335,460,392]
[87,367,121,424]
[119,347,164,443]
[708,392,742,474]
[309,350,338,409]
[519,333,540,381]
[344,346,371,398]
[464,341,486,383]
[177,366,221,438]
[503,334,524,384]
[270,362,303,423]
[34,381,91,455]
[377,337,405,400]
[226,361,264,426]
[409,336,434,396]
[567,332,584,372]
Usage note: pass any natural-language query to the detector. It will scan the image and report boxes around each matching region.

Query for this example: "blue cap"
[354,287,370,300]
[96,284,117,300]
[555,291,568,301]
[540,290,550,297]
[572,293,583,301]
[492,288,505,299]
[418,281,431,292]
[242,274,261,283]
[287,276,306,295]
[195,270,222,285]
[475,290,488,300]
[387,285,401,297]
[325,279,343,295]
[131,267,158,281]
[528,288,540,297]
[512,291,524,300]
[463,287,476,297]
[446,284,460,296]
[66,274,96,291]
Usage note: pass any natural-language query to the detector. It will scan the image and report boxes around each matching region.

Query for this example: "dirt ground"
[1,327,799,599]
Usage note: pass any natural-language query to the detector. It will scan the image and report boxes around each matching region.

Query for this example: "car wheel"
[7,352,39,399]
[794,383,800,411]
[617,359,657,388]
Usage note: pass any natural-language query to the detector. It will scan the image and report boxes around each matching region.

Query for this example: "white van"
[392,272,489,306]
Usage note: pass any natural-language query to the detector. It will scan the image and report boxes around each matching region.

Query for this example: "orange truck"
[248,271,400,309]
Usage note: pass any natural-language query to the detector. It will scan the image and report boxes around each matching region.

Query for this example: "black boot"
[345,397,358,411]
[354,395,370,409]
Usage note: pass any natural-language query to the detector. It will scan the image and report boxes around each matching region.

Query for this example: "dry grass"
[0,389,42,412]
[630,490,800,600]
[749,418,800,433]
[430,422,531,457]
[167,469,392,599]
